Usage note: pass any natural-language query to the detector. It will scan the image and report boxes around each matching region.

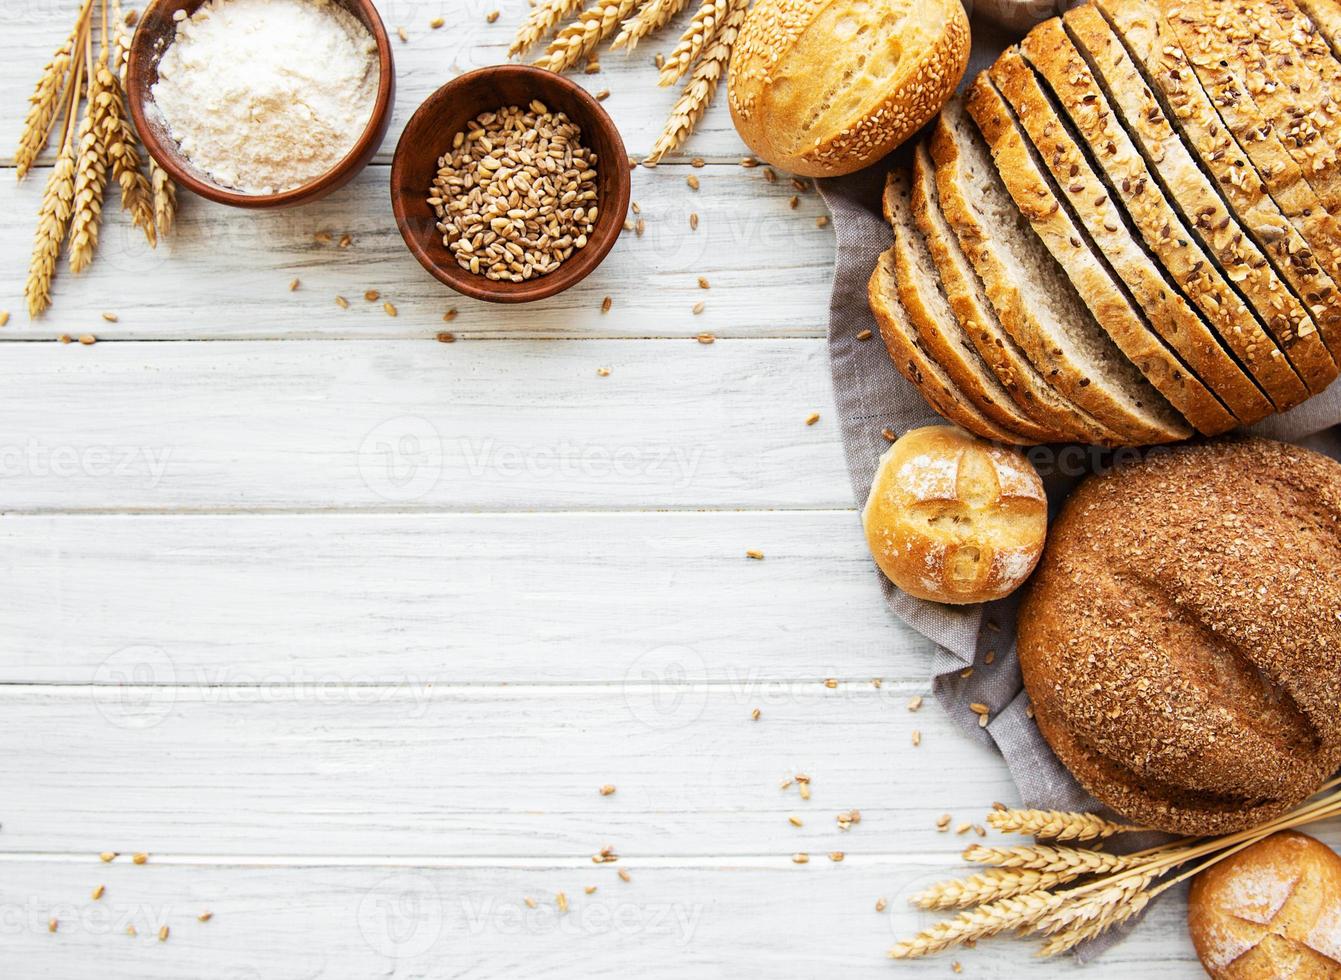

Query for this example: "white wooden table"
[0,2,1228,975]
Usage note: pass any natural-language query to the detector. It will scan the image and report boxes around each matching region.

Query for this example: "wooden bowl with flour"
[126,0,395,209]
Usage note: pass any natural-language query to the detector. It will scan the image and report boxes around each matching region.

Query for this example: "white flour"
[151,0,378,194]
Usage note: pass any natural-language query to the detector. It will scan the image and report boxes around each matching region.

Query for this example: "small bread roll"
[727,0,969,177]
[1188,831,1341,979]
[862,426,1047,604]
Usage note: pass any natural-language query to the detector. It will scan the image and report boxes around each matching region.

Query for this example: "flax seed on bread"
[1295,0,1341,57]
[1018,437,1341,835]
[1021,18,1330,404]
[931,97,1191,444]
[910,146,1120,445]
[1096,0,1341,367]
[1162,0,1341,268]
[966,70,1238,435]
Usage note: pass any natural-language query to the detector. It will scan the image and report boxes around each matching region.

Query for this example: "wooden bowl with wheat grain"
[125,0,395,209]
[390,65,632,304]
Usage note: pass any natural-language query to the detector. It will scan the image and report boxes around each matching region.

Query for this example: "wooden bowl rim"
[125,0,395,209]
[389,65,632,305]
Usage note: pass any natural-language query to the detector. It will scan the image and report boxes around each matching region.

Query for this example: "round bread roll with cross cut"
[862,425,1047,604]
[1188,831,1341,979]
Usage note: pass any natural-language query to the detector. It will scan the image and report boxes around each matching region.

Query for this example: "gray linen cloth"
[817,16,1341,958]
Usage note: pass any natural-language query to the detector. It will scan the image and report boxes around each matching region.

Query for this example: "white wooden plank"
[0,0,758,170]
[0,857,1203,978]
[0,339,859,511]
[0,163,834,340]
[0,683,1017,857]
[0,511,917,684]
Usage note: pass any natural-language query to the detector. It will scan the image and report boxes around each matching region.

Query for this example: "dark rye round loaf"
[1018,437,1341,835]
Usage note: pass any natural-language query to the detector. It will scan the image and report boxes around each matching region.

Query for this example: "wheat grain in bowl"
[429,101,599,283]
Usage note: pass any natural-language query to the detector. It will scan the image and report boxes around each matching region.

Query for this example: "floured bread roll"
[1188,831,1341,979]
[861,425,1047,604]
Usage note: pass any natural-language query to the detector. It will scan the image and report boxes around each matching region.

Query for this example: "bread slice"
[966,71,1239,435]
[1295,0,1341,57]
[1161,0,1341,263]
[909,145,1121,445]
[1063,6,1340,395]
[930,97,1191,444]
[882,173,1070,443]
[1020,18,1325,403]
[986,50,1268,426]
[1095,0,1341,367]
[1216,0,1341,213]
[867,234,1033,445]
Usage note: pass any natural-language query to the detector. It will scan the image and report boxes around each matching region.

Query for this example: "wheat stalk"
[611,0,690,51]
[644,0,745,164]
[887,891,1064,959]
[986,808,1139,842]
[510,0,586,58]
[911,868,1070,910]
[891,784,1341,959]
[961,843,1138,875]
[534,0,641,73]
[16,0,94,180]
[657,0,734,86]
[26,50,85,318]
[69,33,109,273]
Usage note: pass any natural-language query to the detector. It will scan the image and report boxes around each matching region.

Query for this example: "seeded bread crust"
[1162,0,1341,265]
[868,231,1032,444]
[1223,0,1341,213]
[1096,0,1341,367]
[1019,437,1341,835]
[931,99,1190,444]
[988,50,1269,428]
[1063,6,1339,399]
[1021,19,1322,405]
[967,72,1237,436]
[908,146,1120,445]
[883,174,1068,443]
[1295,0,1341,57]
[728,0,970,177]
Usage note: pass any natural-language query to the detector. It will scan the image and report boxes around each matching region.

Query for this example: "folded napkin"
[817,17,1341,959]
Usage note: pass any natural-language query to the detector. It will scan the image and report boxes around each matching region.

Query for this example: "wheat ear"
[16,0,94,180]
[612,0,691,51]
[534,0,641,73]
[644,0,744,164]
[1038,888,1154,957]
[911,868,1071,910]
[961,843,1138,875]
[657,0,735,86]
[110,0,165,243]
[511,0,586,58]
[887,891,1064,959]
[987,808,1138,842]
[150,159,176,237]
[69,34,109,274]
[26,53,85,318]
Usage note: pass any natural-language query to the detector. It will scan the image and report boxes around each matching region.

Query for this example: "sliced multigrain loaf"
[1158,0,1341,270]
[882,174,1070,443]
[867,241,1033,444]
[966,72,1238,435]
[1020,18,1324,404]
[930,97,1191,444]
[1096,0,1341,367]
[908,145,1120,445]
[986,51,1268,427]
[1224,0,1341,210]
[1295,0,1341,57]
[1063,5,1341,388]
